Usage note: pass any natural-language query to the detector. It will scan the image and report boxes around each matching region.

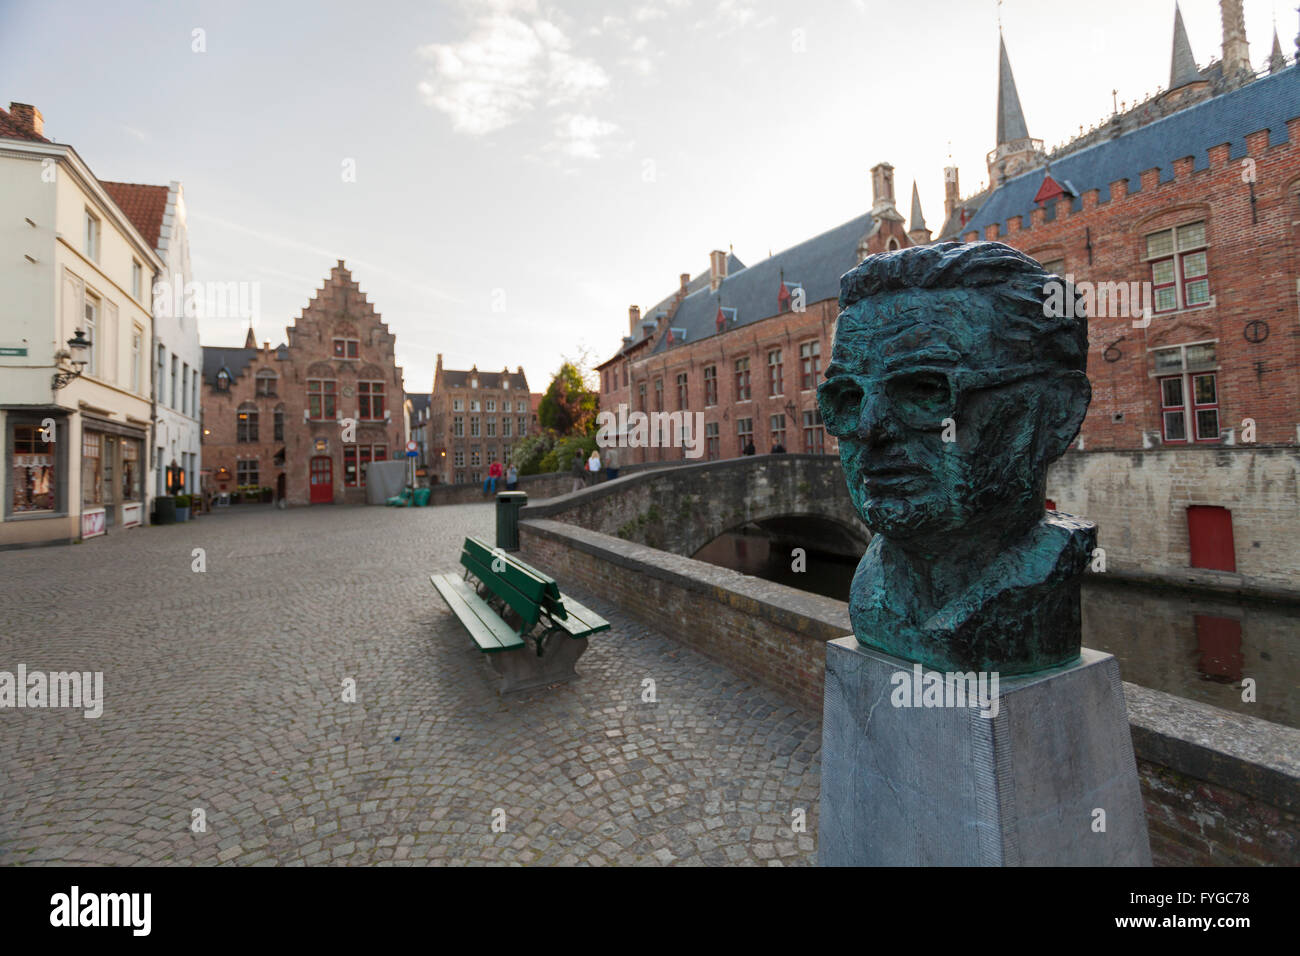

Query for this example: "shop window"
[82,431,102,506]
[11,423,56,513]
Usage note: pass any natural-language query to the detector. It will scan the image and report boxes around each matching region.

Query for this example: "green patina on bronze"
[818,241,1096,675]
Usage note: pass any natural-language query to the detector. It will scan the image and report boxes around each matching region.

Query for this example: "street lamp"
[51,329,92,390]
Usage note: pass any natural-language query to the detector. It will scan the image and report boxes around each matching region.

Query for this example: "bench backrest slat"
[460,549,543,632]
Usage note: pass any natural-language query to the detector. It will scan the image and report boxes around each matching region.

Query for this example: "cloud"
[550,113,619,159]
[417,7,610,138]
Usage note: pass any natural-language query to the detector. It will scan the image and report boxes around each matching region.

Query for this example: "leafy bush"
[174,494,191,508]
[512,433,555,476]
[538,434,597,473]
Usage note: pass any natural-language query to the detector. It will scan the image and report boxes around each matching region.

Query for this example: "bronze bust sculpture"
[818,241,1095,675]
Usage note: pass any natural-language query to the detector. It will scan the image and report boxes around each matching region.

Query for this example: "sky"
[1,0,1290,393]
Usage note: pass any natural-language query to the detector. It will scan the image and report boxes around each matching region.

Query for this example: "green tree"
[537,434,597,473]
[538,361,599,436]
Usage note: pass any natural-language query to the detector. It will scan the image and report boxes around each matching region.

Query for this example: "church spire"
[996,33,1030,145]
[907,181,931,246]
[1270,25,1288,73]
[1169,3,1201,90]
[243,325,257,349]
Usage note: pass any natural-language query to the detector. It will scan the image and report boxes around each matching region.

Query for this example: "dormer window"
[471,377,478,388]
[216,369,231,391]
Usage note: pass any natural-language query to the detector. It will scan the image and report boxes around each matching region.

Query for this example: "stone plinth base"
[819,637,1151,866]
[489,634,588,694]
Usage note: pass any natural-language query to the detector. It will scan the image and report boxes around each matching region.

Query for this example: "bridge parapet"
[521,453,868,558]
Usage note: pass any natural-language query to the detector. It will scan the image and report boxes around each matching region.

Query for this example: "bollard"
[495,491,528,551]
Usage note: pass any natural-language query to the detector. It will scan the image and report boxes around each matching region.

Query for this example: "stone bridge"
[521,453,868,558]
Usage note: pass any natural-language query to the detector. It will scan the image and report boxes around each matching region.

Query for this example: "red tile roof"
[0,103,50,143]
[100,181,169,251]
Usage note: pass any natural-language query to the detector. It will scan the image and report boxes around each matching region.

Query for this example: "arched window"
[887,237,900,251]
[237,403,259,443]
[256,369,278,396]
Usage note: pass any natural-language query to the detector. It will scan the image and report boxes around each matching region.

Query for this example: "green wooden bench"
[430,536,610,693]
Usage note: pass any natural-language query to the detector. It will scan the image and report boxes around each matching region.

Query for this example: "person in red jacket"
[483,460,503,495]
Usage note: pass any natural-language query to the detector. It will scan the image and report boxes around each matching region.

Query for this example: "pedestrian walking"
[587,448,602,485]
[570,449,586,493]
[604,446,619,481]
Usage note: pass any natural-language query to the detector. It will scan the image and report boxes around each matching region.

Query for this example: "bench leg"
[488,634,589,694]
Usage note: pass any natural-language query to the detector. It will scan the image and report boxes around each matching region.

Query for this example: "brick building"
[429,355,530,485]
[597,162,917,465]
[934,4,1300,588]
[200,261,405,506]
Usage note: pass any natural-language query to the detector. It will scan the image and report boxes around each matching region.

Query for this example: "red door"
[309,456,333,504]
[1187,505,1235,571]
[1195,615,1243,682]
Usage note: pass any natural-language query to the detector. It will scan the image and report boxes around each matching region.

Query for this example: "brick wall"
[965,118,1300,450]
[521,517,1300,866]
[1048,446,1300,590]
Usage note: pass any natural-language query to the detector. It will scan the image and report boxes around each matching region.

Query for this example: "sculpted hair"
[838,241,1088,375]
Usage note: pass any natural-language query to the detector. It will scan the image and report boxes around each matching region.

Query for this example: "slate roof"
[1169,4,1202,91]
[0,103,50,143]
[201,345,287,387]
[441,369,529,390]
[407,393,431,415]
[100,181,169,251]
[650,211,875,354]
[962,68,1300,239]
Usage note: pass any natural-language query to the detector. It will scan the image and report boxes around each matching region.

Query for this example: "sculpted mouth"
[859,463,926,489]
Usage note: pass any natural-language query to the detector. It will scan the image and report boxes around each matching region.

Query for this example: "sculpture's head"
[819,241,1090,545]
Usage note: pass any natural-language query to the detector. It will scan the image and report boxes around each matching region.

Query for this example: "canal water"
[694,529,1300,729]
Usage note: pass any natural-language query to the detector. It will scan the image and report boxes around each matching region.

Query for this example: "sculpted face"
[819,289,1057,544]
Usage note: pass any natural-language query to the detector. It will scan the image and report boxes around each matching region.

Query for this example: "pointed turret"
[907,181,931,246]
[987,33,1043,186]
[996,34,1030,145]
[243,326,257,349]
[1169,4,1201,90]
[1270,26,1288,73]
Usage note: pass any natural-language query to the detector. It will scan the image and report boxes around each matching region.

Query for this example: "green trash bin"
[496,491,528,551]
[413,487,431,507]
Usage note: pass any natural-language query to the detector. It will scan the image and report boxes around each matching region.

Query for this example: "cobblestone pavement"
[0,504,820,865]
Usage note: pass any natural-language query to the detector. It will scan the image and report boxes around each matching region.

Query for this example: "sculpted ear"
[1042,370,1091,461]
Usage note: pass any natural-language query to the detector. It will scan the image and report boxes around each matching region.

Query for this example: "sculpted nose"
[855,387,895,445]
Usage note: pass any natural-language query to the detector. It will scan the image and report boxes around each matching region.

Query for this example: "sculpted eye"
[891,373,950,406]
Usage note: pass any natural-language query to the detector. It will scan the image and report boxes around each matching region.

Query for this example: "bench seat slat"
[545,593,611,639]
[430,573,526,652]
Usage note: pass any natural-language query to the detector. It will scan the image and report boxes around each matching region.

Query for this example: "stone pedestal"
[819,637,1151,866]
[489,633,588,694]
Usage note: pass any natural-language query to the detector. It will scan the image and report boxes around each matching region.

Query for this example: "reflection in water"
[694,530,1299,729]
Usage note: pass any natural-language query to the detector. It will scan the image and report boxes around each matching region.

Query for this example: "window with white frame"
[131,260,142,300]
[453,398,464,412]
[84,293,99,376]
[1153,342,1219,443]
[84,209,100,261]
[131,327,142,393]
[1146,221,1210,313]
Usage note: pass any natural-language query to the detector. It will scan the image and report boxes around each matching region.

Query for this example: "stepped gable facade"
[201,261,405,506]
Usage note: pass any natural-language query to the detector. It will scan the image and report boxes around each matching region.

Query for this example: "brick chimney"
[8,103,43,138]
[944,167,961,220]
[709,250,727,291]
[871,163,902,220]
[628,304,641,335]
